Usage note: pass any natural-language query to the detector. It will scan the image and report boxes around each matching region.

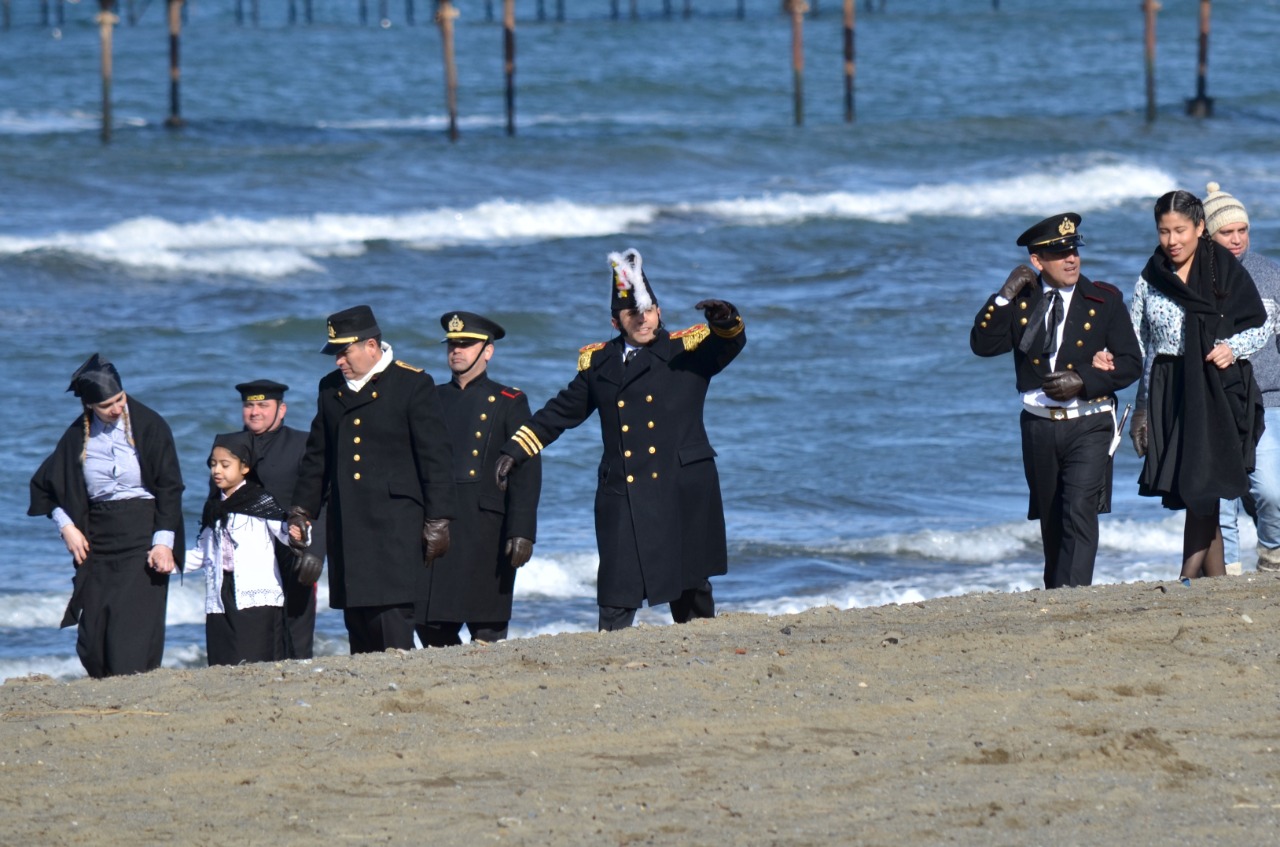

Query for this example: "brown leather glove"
[294,552,323,585]
[998,265,1037,301]
[495,454,516,493]
[422,519,451,566]
[505,537,533,569]
[694,299,735,325]
[1042,371,1084,402]
[1130,409,1149,458]
[286,507,312,553]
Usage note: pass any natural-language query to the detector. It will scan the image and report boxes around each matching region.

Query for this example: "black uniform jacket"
[416,372,541,623]
[248,425,326,564]
[292,359,456,610]
[502,313,746,608]
[970,274,1142,401]
[29,397,186,569]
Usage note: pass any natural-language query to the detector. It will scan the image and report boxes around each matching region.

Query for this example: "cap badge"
[327,322,337,339]
[448,314,465,333]
[1058,217,1076,237]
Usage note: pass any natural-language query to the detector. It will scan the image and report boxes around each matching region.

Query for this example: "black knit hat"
[211,431,254,466]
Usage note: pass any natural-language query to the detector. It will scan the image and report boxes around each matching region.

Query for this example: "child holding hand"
[187,432,292,666]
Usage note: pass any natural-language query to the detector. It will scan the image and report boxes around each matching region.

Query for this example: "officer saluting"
[970,214,1142,589]
[495,249,746,631]
[415,312,541,646]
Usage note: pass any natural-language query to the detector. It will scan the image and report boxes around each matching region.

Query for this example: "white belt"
[1023,401,1114,421]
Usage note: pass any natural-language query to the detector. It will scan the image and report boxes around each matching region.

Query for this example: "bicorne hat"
[67,353,123,405]
[609,249,658,314]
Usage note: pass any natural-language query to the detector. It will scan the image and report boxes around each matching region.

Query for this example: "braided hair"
[1154,189,1224,300]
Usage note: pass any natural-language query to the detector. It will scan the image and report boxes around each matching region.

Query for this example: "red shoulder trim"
[501,388,523,399]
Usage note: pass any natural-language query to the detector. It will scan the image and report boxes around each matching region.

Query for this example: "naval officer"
[970,213,1142,588]
[495,249,746,630]
[288,305,457,653]
[415,312,541,646]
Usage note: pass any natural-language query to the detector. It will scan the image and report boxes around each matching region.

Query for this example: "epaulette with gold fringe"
[394,360,423,373]
[669,323,710,351]
[578,342,606,372]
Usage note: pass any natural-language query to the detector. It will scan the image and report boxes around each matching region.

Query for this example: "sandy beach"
[4,576,1279,845]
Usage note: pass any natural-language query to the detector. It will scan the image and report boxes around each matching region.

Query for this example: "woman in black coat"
[28,354,185,678]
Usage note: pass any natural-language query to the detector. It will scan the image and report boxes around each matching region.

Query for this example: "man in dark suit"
[970,213,1143,588]
[415,312,541,646]
[288,305,457,653]
[231,379,323,659]
[495,249,746,631]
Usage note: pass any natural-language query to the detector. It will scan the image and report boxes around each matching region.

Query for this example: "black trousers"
[416,620,509,647]
[205,570,284,667]
[344,604,417,654]
[1020,410,1113,589]
[598,580,716,631]
[278,553,317,659]
[74,500,169,679]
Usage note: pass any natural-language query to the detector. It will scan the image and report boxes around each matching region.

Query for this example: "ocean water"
[3,0,1279,680]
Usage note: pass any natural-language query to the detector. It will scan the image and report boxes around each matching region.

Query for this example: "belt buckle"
[1048,408,1068,421]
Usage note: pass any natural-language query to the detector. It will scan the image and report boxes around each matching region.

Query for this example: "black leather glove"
[1130,409,1149,458]
[294,552,323,585]
[694,299,735,325]
[286,507,312,553]
[505,537,533,569]
[422,519,451,566]
[495,454,516,493]
[998,265,1037,301]
[1042,371,1085,402]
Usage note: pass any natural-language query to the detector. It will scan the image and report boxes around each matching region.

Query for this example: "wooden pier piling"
[1186,0,1213,117]
[789,0,807,126]
[436,0,460,141]
[503,0,515,135]
[96,0,119,143]
[1143,0,1160,123]
[165,0,185,127]
[843,0,855,122]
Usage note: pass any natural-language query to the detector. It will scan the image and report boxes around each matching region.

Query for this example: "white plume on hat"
[608,248,654,313]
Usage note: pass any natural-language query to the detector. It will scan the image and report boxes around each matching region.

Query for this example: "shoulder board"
[394,360,423,373]
[669,323,710,352]
[1091,280,1122,297]
[500,388,524,399]
[578,342,607,372]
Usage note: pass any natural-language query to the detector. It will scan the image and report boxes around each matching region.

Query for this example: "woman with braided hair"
[1128,190,1270,579]
[28,354,185,678]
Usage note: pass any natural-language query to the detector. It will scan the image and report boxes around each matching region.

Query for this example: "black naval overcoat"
[249,424,326,564]
[502,314,746,609]
[292,359,456,610]
[415,372,541,624]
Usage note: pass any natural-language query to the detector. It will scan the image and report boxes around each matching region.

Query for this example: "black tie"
[624,348,637,366]
[1043,291,1063,356]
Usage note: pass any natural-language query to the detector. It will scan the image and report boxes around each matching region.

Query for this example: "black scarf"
[200,481,286,533]
[1141,238,1267,514]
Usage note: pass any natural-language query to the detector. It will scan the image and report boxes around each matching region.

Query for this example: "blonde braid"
[79,409,91,464]
[123,404,135,448]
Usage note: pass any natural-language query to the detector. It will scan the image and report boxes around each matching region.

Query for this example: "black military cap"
[321,305,381,355]
[440,311,506,344]
[1016,213,1085,253]
[609,248,658,315]
[235,379,289,402]
[67,353,123,404]
[211,431,254,466]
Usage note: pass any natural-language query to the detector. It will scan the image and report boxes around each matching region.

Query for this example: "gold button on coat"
[626,475,634,483]
[354,418,361,426]
[1083,322,1092,331]
[617,400,625,408]
[354,436,361,444]
[624,450,632,458]
[353,454,361,461]
[354,473,361,480]
[621,424,630,432]
[1019,317,1028,326]
[646,395,653,403]
[648,446,656,454]
[480,413,488,421]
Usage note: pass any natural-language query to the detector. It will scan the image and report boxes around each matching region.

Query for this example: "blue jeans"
[1220,407,1280,566]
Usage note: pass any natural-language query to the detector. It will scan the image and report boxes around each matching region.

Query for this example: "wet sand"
[4,576,1279,845]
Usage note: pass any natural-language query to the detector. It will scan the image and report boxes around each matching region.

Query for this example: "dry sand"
[4,576,1280,845]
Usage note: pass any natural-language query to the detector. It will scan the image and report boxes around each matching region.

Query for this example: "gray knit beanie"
[1203,181,1250,236]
